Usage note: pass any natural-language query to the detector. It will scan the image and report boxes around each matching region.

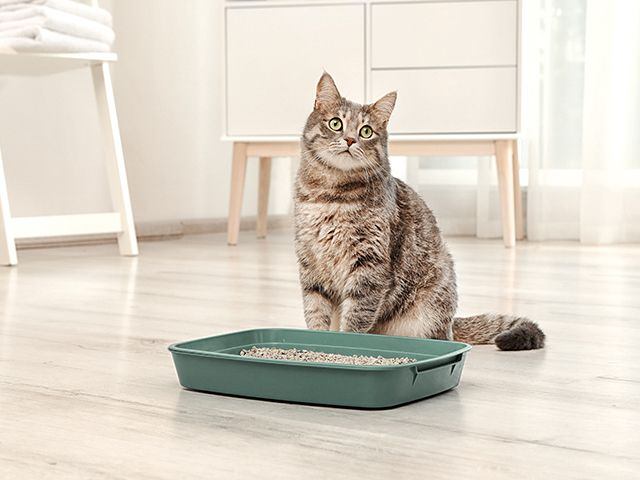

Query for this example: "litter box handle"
[412,354,464,386]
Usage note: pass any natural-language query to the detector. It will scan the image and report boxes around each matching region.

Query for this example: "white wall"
[0,0,292,227]
[0,68,111,217]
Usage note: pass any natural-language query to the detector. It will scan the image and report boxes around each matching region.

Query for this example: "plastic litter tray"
[169,328,471,409]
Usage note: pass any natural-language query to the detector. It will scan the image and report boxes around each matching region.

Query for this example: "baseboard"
[15,214,293,250]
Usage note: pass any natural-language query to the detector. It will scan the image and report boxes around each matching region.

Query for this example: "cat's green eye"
[359,125,373,139]
[328,118,343,131]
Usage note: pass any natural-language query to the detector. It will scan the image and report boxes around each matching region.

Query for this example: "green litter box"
[169,328,471,409]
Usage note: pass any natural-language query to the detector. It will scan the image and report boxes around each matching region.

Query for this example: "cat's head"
[301,72,396,172]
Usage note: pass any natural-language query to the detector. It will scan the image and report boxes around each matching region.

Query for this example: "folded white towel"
[0,25,110,52]
[0,6,114,44]
[0,0,111,27]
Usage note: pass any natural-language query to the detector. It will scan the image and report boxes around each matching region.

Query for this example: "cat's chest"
[298,203,360,248]
[296,202,385,284]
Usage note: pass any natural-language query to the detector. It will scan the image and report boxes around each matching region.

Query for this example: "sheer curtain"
[527,0,640,243]
[408,0,640,245]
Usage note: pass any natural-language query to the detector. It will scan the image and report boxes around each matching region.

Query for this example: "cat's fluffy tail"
[453,314,545,350]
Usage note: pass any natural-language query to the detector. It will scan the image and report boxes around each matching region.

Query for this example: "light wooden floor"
[1,231,639,479]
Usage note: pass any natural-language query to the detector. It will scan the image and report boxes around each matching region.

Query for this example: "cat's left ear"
[370,91,397,126]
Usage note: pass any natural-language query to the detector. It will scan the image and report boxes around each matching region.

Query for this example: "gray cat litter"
[239,346,415,366]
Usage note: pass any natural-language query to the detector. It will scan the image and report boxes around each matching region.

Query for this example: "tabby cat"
[294,73,545,350]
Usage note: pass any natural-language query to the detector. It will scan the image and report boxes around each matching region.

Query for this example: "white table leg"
[0,144,17,266]
[91,62,138,256]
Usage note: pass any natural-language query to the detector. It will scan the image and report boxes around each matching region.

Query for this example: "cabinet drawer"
[371,1,517,68]
[371,68,517,134]
[226,5,365,137]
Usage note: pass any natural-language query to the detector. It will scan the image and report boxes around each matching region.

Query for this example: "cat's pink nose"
[345,138,356,147]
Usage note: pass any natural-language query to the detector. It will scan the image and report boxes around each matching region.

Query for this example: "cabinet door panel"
[371,67,517,134]
[226,5,365,137]
[372,1,517,68]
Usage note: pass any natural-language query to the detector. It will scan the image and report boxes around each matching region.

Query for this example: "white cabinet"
[224,0,520,138]
[225,4,365,137]
[224,0,524,248]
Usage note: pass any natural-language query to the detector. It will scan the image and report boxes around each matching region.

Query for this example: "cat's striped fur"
[294,73,545,350]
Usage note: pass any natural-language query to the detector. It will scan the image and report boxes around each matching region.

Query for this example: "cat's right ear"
[314,72,341,112]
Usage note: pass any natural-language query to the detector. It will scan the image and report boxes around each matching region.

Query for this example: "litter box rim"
[168,327,471,372]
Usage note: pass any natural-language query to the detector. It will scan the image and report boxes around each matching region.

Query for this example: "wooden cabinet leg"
[256,156,272,239]
[512,139,524,240]
[227,142,248,245]
[495,140,516,248]
[0,144,17,266]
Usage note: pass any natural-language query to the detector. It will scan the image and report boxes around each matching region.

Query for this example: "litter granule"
[239,346,415,366]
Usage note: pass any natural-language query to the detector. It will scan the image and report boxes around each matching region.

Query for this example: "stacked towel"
[0,0,114,53]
